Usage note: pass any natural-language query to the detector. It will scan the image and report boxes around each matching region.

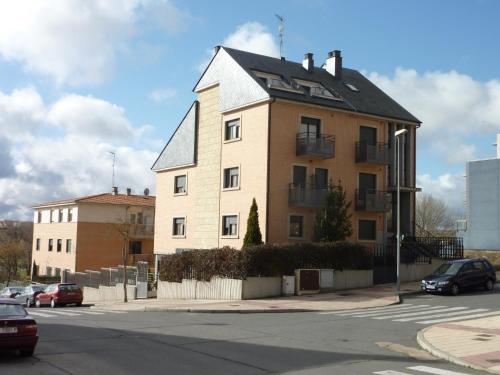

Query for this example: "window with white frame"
[58,209,63,222]
[36,238,40,251]
[222,215,238,236]
[223,167,239,189]
[66,239,72,253]
[289,215,304,238]
[224,119,240,141]
[174,175,187,194]
[172,217,185,237]
[48,239,53,252]
[68,208,73,222]
[57,239,62,252]
[50,210,55,223]
[37,211,42,223]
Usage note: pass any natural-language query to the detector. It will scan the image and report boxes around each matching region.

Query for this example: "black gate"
[373,244,396,285]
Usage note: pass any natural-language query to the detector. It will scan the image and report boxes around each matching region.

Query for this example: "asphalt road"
[2,284,499,375]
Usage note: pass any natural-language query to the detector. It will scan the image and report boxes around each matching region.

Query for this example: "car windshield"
[0,303,26,317]
[434,263,463,276]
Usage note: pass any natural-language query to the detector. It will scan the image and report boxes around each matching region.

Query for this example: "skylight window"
[344,83,359,92]
[252,71,303,94]
[294,79,343,101]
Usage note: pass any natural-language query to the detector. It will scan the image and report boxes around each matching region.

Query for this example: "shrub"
[159,242,373,282]
[243,198,263,248]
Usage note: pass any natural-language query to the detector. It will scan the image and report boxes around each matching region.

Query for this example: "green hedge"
[159,242,373,282]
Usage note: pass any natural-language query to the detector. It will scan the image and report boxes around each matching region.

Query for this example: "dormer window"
[252,70,303,94]
[344,82,359,92]
[294,79,343,101]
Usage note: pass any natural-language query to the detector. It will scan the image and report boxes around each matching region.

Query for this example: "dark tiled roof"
[223,47,420,124]
[33,193,155,208]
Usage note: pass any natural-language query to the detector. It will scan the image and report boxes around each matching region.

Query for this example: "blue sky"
[1,0,499,219]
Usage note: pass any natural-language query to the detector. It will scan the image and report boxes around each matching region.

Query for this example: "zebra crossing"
[317,303,500,325]
[26,307,127,319]
[373,365,473,374]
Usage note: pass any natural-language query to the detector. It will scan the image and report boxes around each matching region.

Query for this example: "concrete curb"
[416,326,500,375]
[90,297,401,314]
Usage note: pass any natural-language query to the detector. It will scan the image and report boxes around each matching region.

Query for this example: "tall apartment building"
[152,47,420,262]
[31,189,155,277]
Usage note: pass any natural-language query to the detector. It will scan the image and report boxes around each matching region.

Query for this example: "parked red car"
[35,283,83,308]
[0,299,38,356]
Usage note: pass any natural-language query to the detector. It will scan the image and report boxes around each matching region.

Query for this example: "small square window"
[66,239,72,253]
[48,239,53,252]
[289,215,304,238]
[225,119,240,141]
[129,240,142,255]
[36,238,40,251]
[222,215,238,236]
[358,220,376,241]
[174,175,187,194]
[57,239,62,252]
[173,217,185,236]
[223,167,239,189]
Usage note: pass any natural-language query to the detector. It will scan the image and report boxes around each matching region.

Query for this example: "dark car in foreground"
[35,283,83,308]
[421,258,497,295]
[0,299,38,356]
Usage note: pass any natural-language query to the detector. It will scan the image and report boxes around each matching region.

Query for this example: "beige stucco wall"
[78,204,154,224]
[267,100,388,244]
[154,86,270,254]
[32,223,77,274]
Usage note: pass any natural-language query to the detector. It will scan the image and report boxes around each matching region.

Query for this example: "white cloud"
[0,86,157,220]
[417,173,466,213]
[367,68,500,165]
[0,0,189,86]
[149,88,177,103]
[199,22,280,72]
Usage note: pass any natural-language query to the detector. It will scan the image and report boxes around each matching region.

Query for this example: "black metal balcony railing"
[296,133,335,159]
[355,189,391,212]
[289,183,329,208]
[355,142,389,164]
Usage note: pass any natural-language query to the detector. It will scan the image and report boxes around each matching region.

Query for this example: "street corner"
[417,317,500,374]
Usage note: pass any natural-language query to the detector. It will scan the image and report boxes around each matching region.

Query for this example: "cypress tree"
[243,198,263,248]
[313,183,353,242]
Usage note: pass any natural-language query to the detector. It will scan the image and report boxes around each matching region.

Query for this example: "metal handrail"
[355,189,391,212]
[355,142,389,164]
[296,132,335,159]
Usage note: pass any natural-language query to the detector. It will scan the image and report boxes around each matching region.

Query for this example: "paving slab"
[90,282,421,313]
[418,314,500,374]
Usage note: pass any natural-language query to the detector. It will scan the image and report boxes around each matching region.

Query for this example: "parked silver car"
[0,286,25,299]
[14,285,47,307]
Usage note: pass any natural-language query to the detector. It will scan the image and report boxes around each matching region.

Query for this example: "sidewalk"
[418,315,500,374]
[90,282,421,313]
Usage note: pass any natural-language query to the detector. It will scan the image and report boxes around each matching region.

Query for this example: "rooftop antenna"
[108,151,116,189]
[275,14,284,58]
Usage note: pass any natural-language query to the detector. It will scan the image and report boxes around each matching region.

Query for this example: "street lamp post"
[395,128,408,295]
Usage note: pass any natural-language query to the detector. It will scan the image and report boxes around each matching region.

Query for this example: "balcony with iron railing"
[296,133,335,159]
[355,189,391,212]
[128,224,154,238]
[355,142,389,164]
[289,183,329,208]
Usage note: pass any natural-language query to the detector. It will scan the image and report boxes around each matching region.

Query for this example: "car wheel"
[450,283,460,296]
[485,279,494,291]
[35,299,41,308]
[50,299,57,308]
[19,348,35,357]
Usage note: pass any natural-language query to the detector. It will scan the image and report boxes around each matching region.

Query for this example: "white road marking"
[394,308,489,322]
[27,311,56,318]
[408,365,472,374]
[67,309,105,315]
[373,371,413,375]
[318,304,414,315]
[34,309,81,316]
[349,305,432,318]
[416,310,500,325]
[89,309,126,314]
[373,306,464,320]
